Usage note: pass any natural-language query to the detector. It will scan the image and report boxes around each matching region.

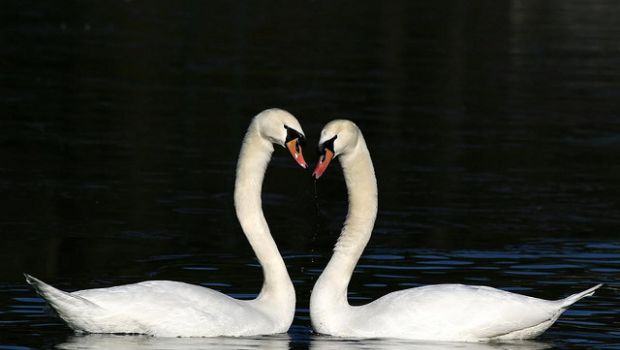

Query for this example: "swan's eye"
[318,135,337,156]
[284,125,305,145]
[298,135,306,147]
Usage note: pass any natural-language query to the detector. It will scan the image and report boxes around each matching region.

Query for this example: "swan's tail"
[24,273,100,314]
[558,284,603,309]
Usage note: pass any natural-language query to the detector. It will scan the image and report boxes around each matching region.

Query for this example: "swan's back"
[26,275,274,337]
[347,284,600,341]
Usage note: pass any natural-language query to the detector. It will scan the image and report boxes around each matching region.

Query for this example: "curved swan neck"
[313,135,378,309]
[234,122,294,302]
[336,141,378,258]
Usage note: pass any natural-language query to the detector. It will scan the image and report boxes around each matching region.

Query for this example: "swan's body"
[25,108,308,337]
[25,278,286,337]
[310,119,601,342]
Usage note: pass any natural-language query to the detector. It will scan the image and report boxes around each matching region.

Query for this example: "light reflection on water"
[309,336,552,350]
[57,334,291,350]
[54,333,554,350]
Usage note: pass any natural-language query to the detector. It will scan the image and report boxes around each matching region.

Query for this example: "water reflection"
[55,333,553,350]
[309,336,551,350]
[57,333,290,350]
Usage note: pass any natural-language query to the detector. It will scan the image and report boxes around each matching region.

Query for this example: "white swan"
[309,119,602,342]
[25,108,308,337]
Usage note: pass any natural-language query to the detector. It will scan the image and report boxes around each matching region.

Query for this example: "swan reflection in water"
[56,333,551,350]
[56,333,290,350]
[309,336,552,350]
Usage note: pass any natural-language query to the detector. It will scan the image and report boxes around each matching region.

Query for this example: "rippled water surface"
[1,1,619,349]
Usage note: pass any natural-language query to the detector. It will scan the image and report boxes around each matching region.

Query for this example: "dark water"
[1,1,619,349]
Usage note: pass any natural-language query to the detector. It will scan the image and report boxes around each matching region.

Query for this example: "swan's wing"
[353,284,561,340]
[71,280,271,336]
[27,276,270,336]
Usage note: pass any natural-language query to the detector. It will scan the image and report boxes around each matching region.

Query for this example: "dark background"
[1,1,619,349]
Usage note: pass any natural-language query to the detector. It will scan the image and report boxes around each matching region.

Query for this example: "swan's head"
[255,108,308,168]
[313,119,361,179]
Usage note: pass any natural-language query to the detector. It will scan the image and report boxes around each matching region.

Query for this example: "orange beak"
[286,138,308,169]
[312,148,334,179]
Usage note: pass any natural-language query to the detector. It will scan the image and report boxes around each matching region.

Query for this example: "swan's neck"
[234,124,294,307]
[311,137,378,316]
